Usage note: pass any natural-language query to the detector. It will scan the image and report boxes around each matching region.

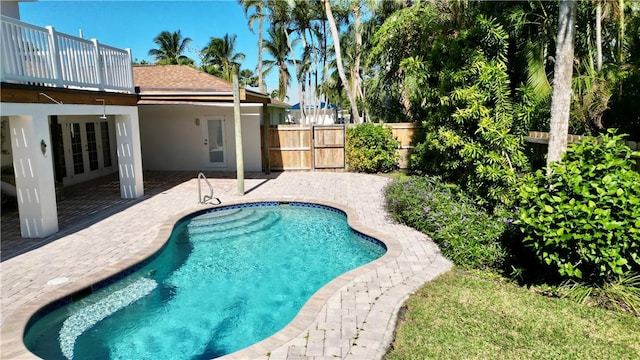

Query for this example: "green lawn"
[386,270,640,360]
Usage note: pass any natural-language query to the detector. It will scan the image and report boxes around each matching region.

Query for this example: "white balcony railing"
[1,15,134,93]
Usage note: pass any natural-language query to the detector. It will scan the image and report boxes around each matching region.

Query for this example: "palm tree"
[268,0,307,120]
[239,69,258,87]
[548,0,578,166]
[263,24,293,102]
[148,30,194,65]
[239,0,267,92]
[201,33,246,82]
[322,0,361,123]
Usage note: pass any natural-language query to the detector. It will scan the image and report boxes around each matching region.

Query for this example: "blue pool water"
[24,203,386,359]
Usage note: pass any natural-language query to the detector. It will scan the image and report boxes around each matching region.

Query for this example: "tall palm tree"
[263,24,293,102]
[148,30,194,65]
[548,0,577,166]
[322,0,361,123]
[239,0,267,92]
[201,33,246,82]
[268,0,307,118]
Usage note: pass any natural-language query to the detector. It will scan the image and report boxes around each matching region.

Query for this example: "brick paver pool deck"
[0,171,452,359]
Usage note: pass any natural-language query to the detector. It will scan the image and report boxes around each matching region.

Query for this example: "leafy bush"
[346,123,400,173]
[516,130,640,283]
[401,15,531,209]
[385,176,508,270]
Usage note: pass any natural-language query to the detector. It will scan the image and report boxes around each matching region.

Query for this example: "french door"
[61,120,116,185]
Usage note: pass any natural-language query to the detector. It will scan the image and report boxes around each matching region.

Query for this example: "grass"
[386,270,640,360]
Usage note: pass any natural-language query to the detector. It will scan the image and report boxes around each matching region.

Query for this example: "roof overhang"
[1,82,138,106]
[136,88,271,105]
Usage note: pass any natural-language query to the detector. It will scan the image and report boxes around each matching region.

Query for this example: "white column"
[115,113,144,198]
[9,115,59,238]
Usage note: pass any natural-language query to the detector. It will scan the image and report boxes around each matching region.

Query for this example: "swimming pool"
[24,202,386,359]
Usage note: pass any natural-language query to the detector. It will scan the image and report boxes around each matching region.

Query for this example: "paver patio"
[0,171,452,359]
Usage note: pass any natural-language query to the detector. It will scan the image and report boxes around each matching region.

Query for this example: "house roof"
[133,65,233,92]
[132,65,271,104]
[269,98,291,108]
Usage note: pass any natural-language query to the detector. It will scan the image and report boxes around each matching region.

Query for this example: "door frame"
[59,117,117,186]
[201,115,227,168]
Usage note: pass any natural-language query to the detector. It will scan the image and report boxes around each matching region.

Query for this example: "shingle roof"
[133,65,233,92]
[270,98,291,108]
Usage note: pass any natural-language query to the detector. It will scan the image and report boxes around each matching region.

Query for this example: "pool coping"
[1,197,405,359]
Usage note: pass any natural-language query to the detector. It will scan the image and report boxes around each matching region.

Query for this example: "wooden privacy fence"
[388,123,417,169]
[261,124,638,172]
[526,131,640,172]
[261,123,417,171]
[261,125,345,171]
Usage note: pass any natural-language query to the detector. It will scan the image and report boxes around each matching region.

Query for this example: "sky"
[17,0,299,103]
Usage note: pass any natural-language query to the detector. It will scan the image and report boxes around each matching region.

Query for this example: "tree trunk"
[283,27,306,123]
[258,14,265,93]
[354,3,363,101]
[596,1,602,71]
[618,0,625,64]
[547,0,577,167]
[323,0,361,124]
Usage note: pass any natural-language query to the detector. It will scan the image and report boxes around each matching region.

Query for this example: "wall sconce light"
[96,99,107,119]
[40,139,47,156]
[195,118,200,126]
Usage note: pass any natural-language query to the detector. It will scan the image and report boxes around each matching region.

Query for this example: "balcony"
[1,15,134,94]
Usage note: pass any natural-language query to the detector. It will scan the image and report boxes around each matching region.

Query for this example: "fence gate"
[313,125,345,169]
[265,125,312,171]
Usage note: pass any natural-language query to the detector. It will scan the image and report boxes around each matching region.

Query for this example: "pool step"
[188,212,281,243]
[188,208,247,226]
[187,210,266,234]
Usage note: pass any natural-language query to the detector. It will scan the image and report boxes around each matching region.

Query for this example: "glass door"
[203,117,226,167]
[61,120,116,185]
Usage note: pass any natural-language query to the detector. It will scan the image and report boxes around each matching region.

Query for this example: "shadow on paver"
[0,171,280,262]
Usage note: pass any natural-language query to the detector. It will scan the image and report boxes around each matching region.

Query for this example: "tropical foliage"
[516,131,640,283]
[148,30,194,65]
[364,1,639,139]
[370,5,531,207]
[262,24,293,101]
[201,33,246,82]
[345,123,399,173]
[385,176,508,270]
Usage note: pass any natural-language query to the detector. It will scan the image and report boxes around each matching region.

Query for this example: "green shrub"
[385,176,508,270]
[516,130,640,283]
[346,123,400,173]
[401,15,531,210]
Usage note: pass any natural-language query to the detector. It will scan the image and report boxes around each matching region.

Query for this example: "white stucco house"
[133,65,288,172]
[1,11,143,239]
[0,3,288,240]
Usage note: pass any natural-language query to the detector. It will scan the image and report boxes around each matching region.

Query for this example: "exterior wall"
[138,104,262,172]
